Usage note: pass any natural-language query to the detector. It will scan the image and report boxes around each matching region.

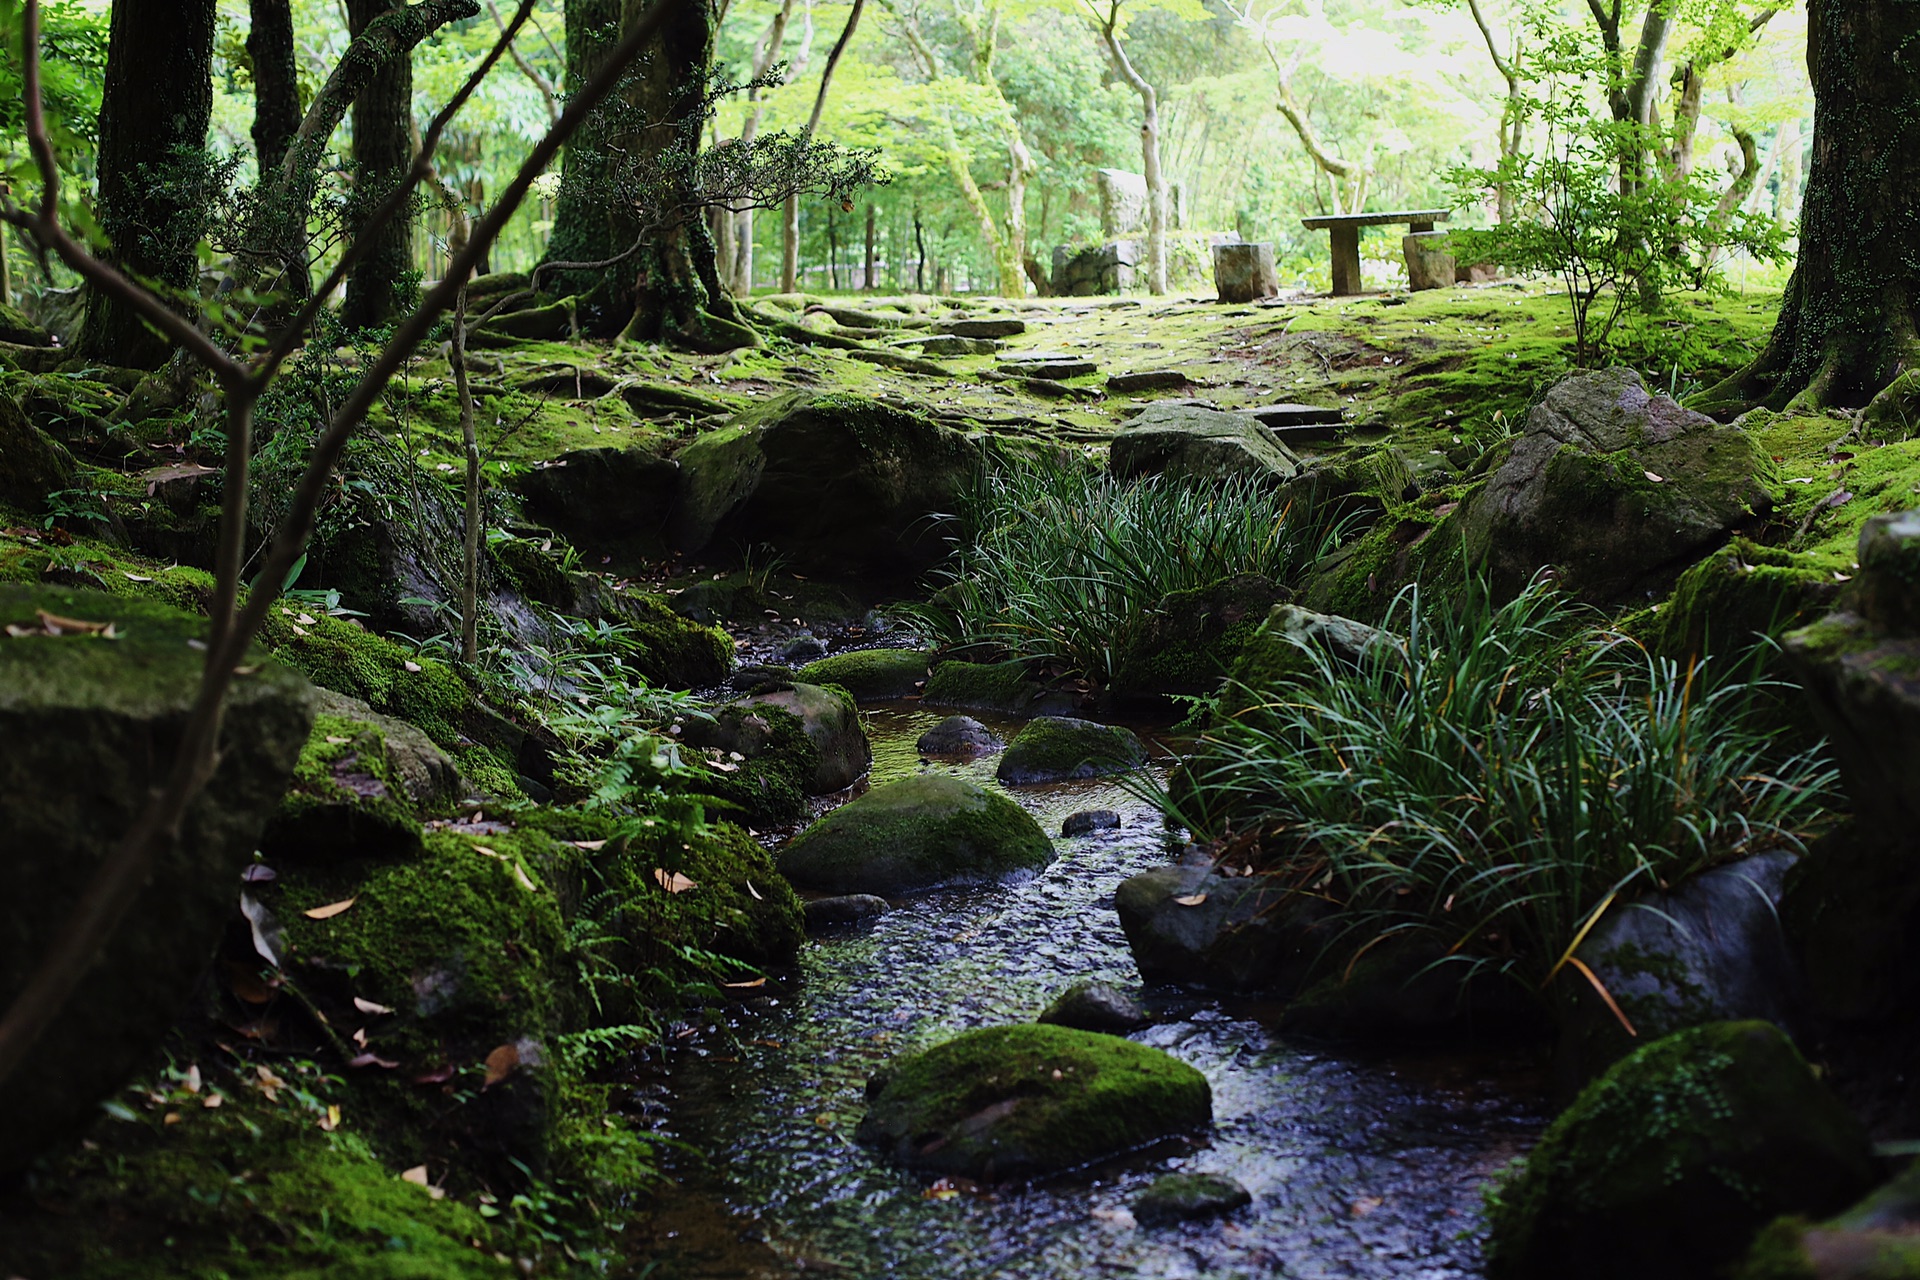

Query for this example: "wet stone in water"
[778,634,829,664]
[1134,1172,1253,1225]
[1038,979,1149,1033]
[916,714,1004,758]
[803,894,892,929]
[1062,808,1122,837]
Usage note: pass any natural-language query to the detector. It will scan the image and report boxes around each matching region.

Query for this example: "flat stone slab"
[938,318,1026,338]
[997,359,1097,380]
[915,335,1003,356]
[1240,402,1345,427]
[1108,370,1190,394]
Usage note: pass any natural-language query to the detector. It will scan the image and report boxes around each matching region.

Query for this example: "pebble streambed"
[643,704,1546,1279]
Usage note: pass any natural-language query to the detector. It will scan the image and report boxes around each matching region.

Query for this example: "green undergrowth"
[1167,579,1838,993]
[907,463,1348,689]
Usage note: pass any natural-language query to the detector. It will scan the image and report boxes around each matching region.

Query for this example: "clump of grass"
[1162,579,1837,990]
[906,464,1349,686]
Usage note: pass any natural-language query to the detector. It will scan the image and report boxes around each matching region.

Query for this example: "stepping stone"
[1239,402,1346,427]
[1061,808,1122,836]
[1118,397,1220,418]
[1107,370,1190,394]
[916,335,1003,356]
[938,318,1026,338]
[802,894,891,928]
[997,359,1097,380]
[1134,1173,1253,1224]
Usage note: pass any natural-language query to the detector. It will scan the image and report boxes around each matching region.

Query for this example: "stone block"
[1212,241,1280,303]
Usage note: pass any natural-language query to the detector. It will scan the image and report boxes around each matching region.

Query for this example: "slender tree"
[542,0,634,330]
[728,0,798,293]
[1696,0,1920,428]
[1086,0,1169,294]
[76,0,217,368]
[342,0,418,329]
[781,0,865,293]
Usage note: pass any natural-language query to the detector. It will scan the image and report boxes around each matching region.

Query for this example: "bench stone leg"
[1329,224,1362,295]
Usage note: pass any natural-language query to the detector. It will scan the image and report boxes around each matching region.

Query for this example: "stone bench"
[1300,209,1450,296]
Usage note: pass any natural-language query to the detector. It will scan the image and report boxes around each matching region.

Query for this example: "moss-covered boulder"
[997,716,1147,784]
[1110,574,1288,698]
[1485,1021,1876,1280]
[1454,368,1771,603]
[262,711,429,862]
[796,647,931,699]
[0,394,76,515]
[1740,1159,1920,1279]
[917,714,1004,758]
[855,1024,1211,1180]
[1134,1172,1252,1224]
[1109,404,1301,485]
[511,445,680,553]
[1652,539,1840,662]
[685,681,870,818]
[669,393,981,579]
[779,774,1053,895]
[1215,603,1392,720]
[0,585,314,1173]
[922,658,1045,714]
[1785,514,1920,837]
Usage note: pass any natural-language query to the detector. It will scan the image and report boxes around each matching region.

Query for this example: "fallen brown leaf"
[652,868,697,894]
[723,977,767,989]
[1172,893,1209,907]
[303,897,357,920]
[353,996,395,1016]
[482,1043,520,1088]
[348,1053,400,1070]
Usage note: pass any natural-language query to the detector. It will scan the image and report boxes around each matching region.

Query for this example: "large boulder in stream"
[669,393,980,579]
[1485,1021,1875,1280]
[1553,850,1806,1093]
[683,682,871,825]
[1454,368,1770,602]
[1116,863,1334,993]
[779,774,1053,895]
[856,1024,1211,1180]
[796,647,932,699]
[0,585,315,1173]
[996,716,1147,784]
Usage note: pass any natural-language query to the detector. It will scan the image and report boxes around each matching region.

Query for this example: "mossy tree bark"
[76,0,217,369]
[246,0,309,305]
[1695,0,1920,430]
[341,0,417,331]
[541,0,637,332]
[617,0,759,351]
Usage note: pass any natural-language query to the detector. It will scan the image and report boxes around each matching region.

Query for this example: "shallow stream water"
[641,704,1546,1279]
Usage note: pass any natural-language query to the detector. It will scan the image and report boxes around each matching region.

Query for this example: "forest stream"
[639,704,1547,1279]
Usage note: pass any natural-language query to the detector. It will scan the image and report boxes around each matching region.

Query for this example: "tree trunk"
[618,0,759,351]
[77,0,217,368]
[1097,20,1166,294]
[863,203,876,289]
[1694,0,1920,429]
[781,0,864,293]
[730,0,797,295]
[914,205,926,291]
[342,0,416,330]
[541,0,640,332]
[247,0,301,172]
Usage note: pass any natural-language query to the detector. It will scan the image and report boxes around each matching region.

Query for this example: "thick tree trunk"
[1695,0,1920,429]
[77,0,217,368]
[342,0,417,330]
[541,0,638,332]
[247,0,301,171]
[618,0,758,350]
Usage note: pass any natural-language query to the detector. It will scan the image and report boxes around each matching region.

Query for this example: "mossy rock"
[996,716,1147,785]
[1783,609,1920,839]
[0,393,76,514]
[668,392,981,579]
[1485,1021,1876,1280]
[262,712,427,862]
[1134,1172,1253,1224]
[855,1024,1211,1180]
[796,647,931,699]
[1109,404,1302,485]
[1213,603,1392,722]
[686,681,870,811]
[1109,574,1288,698]
[1652,539,1840,661]
[922,658,1043,715]
[1738,1159,1920,1279]
[590,582,734,689]
[1454,368,1772,604]
[779,774,1054,895]
[0,585,314,1175]
[1778,822,1920,1024]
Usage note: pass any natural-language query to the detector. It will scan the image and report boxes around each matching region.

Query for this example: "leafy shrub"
[1162,580,1836,988]
[906,464,1348,686]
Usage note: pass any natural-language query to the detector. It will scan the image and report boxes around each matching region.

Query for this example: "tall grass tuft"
[1161,579,1838,990]
[905,464,1349,685]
